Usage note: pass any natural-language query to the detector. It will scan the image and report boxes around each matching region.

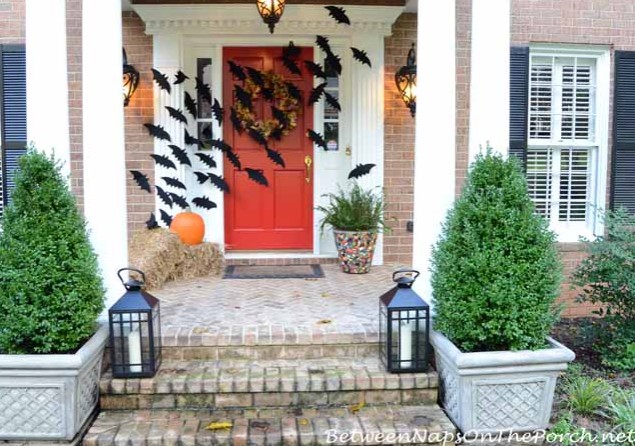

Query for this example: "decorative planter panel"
[333,230,377,274]
[431,330,575,434]
[0,325,108,441]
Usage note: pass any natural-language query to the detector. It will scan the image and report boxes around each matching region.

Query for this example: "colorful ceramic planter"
[333,230,378,274]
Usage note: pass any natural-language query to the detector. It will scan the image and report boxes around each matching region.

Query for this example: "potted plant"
[317,183,388,273]
[0,150,108,441]
[429,151,574,434]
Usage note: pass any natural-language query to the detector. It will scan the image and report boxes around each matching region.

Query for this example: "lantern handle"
[117,268,146,287]
[392,268,420,286]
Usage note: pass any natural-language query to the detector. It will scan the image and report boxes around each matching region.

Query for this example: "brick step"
[99,358,438,411]
[224,257,339,266]
[83,405,455,446]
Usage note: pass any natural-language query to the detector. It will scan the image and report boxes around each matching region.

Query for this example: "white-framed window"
[527,47,610,242]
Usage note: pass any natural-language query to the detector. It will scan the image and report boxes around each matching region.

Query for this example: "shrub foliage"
[431,151,562,352]
[0,150,104,354]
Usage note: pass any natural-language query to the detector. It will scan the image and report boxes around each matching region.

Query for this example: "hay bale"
[129,228,224,289]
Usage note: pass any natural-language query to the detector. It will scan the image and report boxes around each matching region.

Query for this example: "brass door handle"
[304,155,312,183]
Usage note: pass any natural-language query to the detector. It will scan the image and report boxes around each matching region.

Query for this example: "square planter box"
[430,330,575,434]
[0,324,108,441]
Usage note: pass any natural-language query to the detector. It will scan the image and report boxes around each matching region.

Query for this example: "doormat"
[223,264,324,279]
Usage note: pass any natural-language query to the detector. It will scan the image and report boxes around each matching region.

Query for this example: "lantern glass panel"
[152,302,162,368]
[379,303,388,361]
[110,308,161,378]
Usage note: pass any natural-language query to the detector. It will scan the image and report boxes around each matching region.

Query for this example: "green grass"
[563,376,612,416]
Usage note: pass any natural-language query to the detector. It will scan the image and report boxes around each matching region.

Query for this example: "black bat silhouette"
[201,123,213,142]
[165,106,188,125]
[194,171,210,184]
[228,60,246,81]
[245,67,265,88]
[184,92,197,119]
[162,176,186,190]
[316,35,332,54]
[151,154,177,170]
[170,192,189,209]
[245,168,268,186]
[283,41,301,60]
[208,173,230,193]
[285,82,302,102]
[168,144,192,166]
[230,108,244,133]
[144,123,171,142]
[325,6,350,25]
[348,163,376,179]
[324,91,341,112]
[193,196,217,210]
[266,148,286,168]
[262,87,275,101]
[282,57,302,76]
[152,68,171,93]
[174,70,189,84]
[307,129,327,150]
[146,212,159,230]
[208,138,233,153]
[325,52,342,75]
[184,129,203,148]
[155,185,173,207]
[271,106,289,126]
[304,61,327,79]
[160,209,173,226]
[270,127,283,141]
[351,47,372,67]
[234,85,253,110]
[196,76,212,104]
[248,128,267,147]
[225,150,242,170]
[130,170,151,193]
[212,99,224,125]
[195,152,217,169]
[309,82,328,105]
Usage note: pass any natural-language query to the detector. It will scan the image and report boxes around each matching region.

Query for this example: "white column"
[350,32,385,265]
[26,0,71,177]
[467,0,510,161]
[412,0,456,304]
[82,1,128,311]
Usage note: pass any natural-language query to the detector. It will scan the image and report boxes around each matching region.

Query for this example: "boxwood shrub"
[430,151,562,352]
[0,150,104,354]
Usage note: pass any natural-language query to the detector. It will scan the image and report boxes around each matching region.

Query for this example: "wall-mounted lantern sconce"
[123,48,140,107]
[395,43,417,118]
[255,0,286,34]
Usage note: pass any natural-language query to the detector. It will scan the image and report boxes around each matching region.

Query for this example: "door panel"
[223,46,314,250]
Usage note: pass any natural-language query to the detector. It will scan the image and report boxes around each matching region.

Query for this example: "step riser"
[100,389,438,410]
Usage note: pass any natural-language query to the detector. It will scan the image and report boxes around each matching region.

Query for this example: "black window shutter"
[0,44,27,213]
[612,50,635,213]
[509,46,530,170]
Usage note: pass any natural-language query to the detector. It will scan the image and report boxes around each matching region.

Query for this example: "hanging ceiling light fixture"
[122,48,140,107]
[255,0,286,34]
[395,43,417,117]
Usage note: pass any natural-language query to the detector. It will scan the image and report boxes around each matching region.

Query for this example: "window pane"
[559,148,589,222]
[529,63,553,139]
[197,58,212,120]
[527,148,554,219]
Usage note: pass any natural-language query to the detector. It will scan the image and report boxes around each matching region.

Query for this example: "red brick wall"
[455,0,471,193]
[66,0,83,204]
[0,0,24,44]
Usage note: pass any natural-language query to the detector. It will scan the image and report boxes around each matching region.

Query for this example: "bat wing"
[184,129,203,148]
[208,138,233,153]
[208,173,230,193]
[266,148,286,168]
[285,82,302,102]
[307,129,327,150]
[308,82,327,105]
[212,99,224,125]
[160,209,173,226]
[245,168,269,187]
[316,35,331,53]
[152,68,171,93]
[283,41,301,59]
[168,144,192,167]
[351,47,372,67]
[325,6,351,25]
[130,170,151,193]
[271,106,289,126]
[228,60,246,81]
[184,92,197,119]
[193,196,217,210]
[162,176,187,190]
[248,128,267,147]
[174,70,189,84]
[325,53,342,75]
[282,57,302,76]
[169,192,189,209]
[150,154,177,170]
[230,108,244,134]
[234,85,253,110]
[155,185,173,207]
[196,76,212,104]
[146,212,159,229]
[304,61,327,80]
[225,150,242,170]
[194,171,211,184]
[144,123,172,142]
[195,153,217,169]
[324,91,341,112]
[348,163,376,179]
[245,67,265,88]
[165,106,188,125]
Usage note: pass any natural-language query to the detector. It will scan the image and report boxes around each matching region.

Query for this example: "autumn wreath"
[234,71,301,139]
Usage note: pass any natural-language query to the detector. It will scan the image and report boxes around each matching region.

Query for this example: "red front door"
[223,47,314,251]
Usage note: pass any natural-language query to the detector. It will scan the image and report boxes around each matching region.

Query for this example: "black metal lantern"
[109,268,161,378]
[122,48,140,107]
[379,269,430,373]
[395,43,417,117]
[255,0,286,33]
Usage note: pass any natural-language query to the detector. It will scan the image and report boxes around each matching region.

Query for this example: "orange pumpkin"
[170,211,205,245]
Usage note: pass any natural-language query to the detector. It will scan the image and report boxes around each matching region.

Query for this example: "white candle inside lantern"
[128,328,142,373]
[399,311,415,368]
